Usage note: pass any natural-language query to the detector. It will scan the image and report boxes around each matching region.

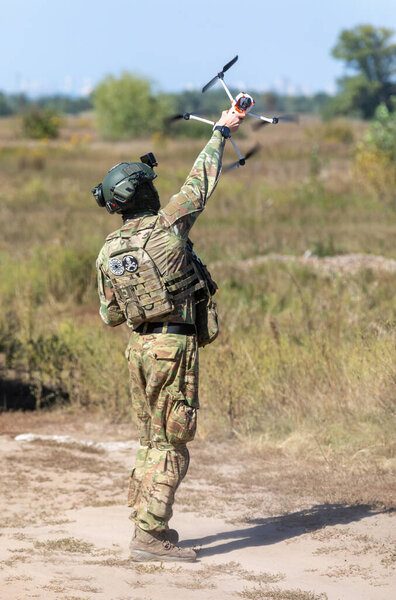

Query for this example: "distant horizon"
[0,84,336,101]
[1,0,394,99]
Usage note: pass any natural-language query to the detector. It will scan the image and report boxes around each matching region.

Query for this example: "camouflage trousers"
[126,330,199,532]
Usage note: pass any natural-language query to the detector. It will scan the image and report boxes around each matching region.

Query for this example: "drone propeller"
[223,144,260,172]
[202,55,239,93]
[252,114,299,130]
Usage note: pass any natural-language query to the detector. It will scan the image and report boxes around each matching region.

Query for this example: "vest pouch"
[195,298,219,347]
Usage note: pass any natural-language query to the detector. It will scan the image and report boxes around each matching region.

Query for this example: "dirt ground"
[0,412,394,600]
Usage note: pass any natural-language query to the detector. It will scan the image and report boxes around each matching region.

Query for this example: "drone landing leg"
[229,137,245,165]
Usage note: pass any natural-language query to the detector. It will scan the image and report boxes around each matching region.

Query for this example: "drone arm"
[219,78,235,104]
[248,112,278,124]
[188,114,215,126]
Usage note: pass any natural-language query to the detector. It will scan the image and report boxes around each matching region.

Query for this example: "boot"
[164,528,179,545]
[132,526,179,545]
[129,527,196,563]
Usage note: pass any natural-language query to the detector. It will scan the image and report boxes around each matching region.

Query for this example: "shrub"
[354,104,396,202]
[22,107,64,139]
[321,120,354,143]
[304,120,354,144]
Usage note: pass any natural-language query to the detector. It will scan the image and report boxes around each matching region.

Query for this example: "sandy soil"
[0,412,394,600]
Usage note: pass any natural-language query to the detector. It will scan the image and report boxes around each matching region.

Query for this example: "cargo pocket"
[147,471,175,520]
[146,341,183,402]
[166,392,197,445]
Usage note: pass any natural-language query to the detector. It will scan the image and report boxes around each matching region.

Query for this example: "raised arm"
[159,109,244,237]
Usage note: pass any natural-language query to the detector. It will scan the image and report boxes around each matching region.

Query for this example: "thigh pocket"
[147,472,175,520]
[166,393,197,445]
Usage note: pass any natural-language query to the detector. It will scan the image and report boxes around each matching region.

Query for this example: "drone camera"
[140,152,158,168]
[233,92,255,114]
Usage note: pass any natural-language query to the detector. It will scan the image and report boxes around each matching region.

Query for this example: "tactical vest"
[105,216,213,328]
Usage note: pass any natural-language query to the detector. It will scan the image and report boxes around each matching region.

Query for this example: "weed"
[239,586,328,600]
[34,537,95,554]
[134,563,165,574]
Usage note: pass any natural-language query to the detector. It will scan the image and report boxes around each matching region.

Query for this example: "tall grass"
[0,115,395,462]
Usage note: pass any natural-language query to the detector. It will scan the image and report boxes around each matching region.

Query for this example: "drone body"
[233,92,255,114]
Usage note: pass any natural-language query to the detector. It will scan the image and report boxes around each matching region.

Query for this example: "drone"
[169,55,292,170]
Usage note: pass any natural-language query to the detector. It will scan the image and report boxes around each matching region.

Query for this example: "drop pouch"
[195,298,219,348]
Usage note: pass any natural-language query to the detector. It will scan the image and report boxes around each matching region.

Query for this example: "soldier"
[94,109,244,562]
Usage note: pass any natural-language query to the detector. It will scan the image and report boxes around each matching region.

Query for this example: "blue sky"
[1,0,395,97]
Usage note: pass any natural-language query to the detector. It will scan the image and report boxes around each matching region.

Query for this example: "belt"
[135,322,197,335]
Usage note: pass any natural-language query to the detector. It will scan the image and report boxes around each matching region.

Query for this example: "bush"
[93,73,172,139]
[304,120,354,144]
[22,107,64,139]
[365,103,396,162]
[354,104,396,202]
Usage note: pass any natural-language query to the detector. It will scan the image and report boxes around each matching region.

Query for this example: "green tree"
[328,25,396,119]
[93,73,171,139]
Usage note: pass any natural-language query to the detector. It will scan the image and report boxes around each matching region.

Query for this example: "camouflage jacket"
[96,130,225,328]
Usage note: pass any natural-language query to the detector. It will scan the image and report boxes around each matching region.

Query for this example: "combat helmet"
[92,153,159,215]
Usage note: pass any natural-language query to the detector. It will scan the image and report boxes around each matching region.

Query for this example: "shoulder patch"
[109,257,125,275]
[122,255,138,273]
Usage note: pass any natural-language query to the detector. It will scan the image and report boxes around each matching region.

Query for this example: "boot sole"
[130,549,196,563]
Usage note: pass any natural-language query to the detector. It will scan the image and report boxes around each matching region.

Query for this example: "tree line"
[1,25,393,139]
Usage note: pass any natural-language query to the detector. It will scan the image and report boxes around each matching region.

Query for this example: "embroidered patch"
[109,258,124,275]
[122,255,138,273]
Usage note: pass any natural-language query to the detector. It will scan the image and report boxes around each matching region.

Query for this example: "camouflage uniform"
[96,131,225,533]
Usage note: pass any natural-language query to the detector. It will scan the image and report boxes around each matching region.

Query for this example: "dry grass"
[0,113,395,467]
[239,586,328,600]
[34,537,95,554]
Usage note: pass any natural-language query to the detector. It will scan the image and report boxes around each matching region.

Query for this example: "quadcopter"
[169,55,292,170]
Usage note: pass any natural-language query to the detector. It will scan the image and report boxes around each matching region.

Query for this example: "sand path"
[0,415,394,600]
